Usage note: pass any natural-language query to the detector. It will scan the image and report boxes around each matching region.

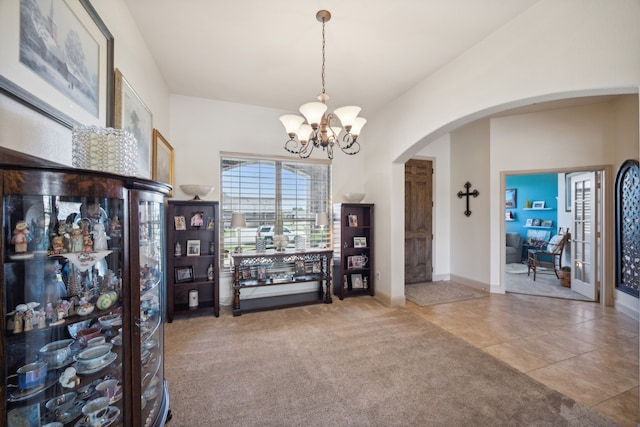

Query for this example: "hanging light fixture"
[280,10,366,160]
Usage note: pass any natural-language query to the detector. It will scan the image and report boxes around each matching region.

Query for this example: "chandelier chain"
[321,18,326,96]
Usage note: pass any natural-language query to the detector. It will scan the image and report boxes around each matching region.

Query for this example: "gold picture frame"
[152,129,174,196]
[114,68,153,179]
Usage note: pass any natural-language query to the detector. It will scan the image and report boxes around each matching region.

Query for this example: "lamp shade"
[280,115,305,135]
[333,106,361,128]
[299,102,328,126]
[349,117,367,136]
[296,124,313,142]
[230,212,246,228]
[315,212,329,227]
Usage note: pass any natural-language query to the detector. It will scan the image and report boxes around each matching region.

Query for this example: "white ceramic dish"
[76,344,113,367]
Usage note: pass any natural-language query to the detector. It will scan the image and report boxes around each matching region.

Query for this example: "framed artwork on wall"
[505,188,516,208]
[0,0,114,128]
[115,68,153,179]
[152,129,174,196]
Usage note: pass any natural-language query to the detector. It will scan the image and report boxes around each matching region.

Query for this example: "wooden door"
[405,159,433,283]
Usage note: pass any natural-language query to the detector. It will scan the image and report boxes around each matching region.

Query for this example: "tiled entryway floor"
[406,291,639,427]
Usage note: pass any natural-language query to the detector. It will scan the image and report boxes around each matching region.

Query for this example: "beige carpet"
[405,280,488,307]
[164,298,615,426]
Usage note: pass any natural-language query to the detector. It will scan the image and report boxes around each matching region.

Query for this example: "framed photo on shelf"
[525,218,533,227]
[505,188,516,208]
[241,267,252,280]
[312,260,321,273]
[190,211,204,228]
[348,214,358,227]
[115,68,153,179]
[174,215,186,230]
[152,129,174,196]
[353,236,367,248]
[347,255,366,269]
[0,0,114,128]
[206,217,215,230]
[532,201,545,209]
[294,259,306,275]
[532,218,541,227]
[351,273,364,289]
[541,219,553,228]
[257,265,267,280]
[174,266,194,283]
[186,240,200,256]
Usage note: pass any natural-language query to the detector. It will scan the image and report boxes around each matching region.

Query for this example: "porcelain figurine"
[69,228,83,252]
[22,309,33,332]
[11,220,31,254]
[92,222,110,250]
[82,232,94,252]
[13,311,23,333]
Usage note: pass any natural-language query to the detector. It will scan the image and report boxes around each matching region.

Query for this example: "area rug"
[505,271,592,301]
[405,280,488,307]
[164,298,615,426]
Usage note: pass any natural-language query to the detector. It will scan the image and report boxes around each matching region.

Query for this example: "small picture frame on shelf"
[186,239,200,256]
[347,255,366,269]
[525,218,533,227]
[294,259,306,275]
[241,267,252,280]
[348,214,358,227]
[353,236,367,248]
[532,219,541,227]
[174,215,186,230]
[257,265,267,280]
[541,219,553,228]
[206,217,215,230]
[531,201,545,209]
[312,260,321,273]
[190,211,204,228]
[175,266,194,283]
[351,273,364,289]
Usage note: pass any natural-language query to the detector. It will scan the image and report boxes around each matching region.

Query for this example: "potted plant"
[558,266,571,287]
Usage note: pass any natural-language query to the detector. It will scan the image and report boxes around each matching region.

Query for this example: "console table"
[231,249,333,316]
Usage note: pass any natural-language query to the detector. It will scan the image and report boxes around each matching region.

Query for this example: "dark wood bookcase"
[167,200,219,321]
[333,203,374,299]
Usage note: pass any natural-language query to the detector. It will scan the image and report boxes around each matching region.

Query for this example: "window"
[221,154,331,265]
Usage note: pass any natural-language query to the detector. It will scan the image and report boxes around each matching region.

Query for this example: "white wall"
[364,0,639,304]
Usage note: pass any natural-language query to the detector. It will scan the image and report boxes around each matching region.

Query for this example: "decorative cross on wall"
[457,182,479,217]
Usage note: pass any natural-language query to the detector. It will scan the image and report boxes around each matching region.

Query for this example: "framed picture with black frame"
[175,266,194,283]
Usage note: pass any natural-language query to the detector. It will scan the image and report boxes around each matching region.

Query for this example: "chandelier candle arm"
[280,9,366,160]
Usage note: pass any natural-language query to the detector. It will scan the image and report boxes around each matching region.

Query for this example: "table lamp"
[315,212,329,248]
[231,212,246,253]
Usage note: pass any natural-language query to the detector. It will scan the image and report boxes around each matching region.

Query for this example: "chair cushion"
[506,233,520,248]
[546,234,564,253]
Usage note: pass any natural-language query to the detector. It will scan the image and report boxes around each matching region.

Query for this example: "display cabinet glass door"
[134,198,166,426]
[4,194,126,426]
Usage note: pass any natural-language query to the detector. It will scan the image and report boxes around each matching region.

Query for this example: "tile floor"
[406,291,639,427]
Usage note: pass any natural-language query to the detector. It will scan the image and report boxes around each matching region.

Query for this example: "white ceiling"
[122,0,542,117]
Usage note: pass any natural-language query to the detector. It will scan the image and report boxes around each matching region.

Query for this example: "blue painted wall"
[505,174,558,256]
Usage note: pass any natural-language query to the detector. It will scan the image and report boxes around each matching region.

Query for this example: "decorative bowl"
[46,391,77,415]
[273,234,289,252]
[179,185,214,200]
[98,313,121,329]
[16,361,47,390]
[39,339,74,367]
[67,320,92,339]
[344,193,365,203]
[76,344,112,367]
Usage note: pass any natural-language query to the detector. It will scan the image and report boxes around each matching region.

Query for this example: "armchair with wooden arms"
[527,232,570,281]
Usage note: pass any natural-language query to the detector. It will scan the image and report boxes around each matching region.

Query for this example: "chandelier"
[280,10,366,160]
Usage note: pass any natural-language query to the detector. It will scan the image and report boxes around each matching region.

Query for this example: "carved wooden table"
[231,249,333,316]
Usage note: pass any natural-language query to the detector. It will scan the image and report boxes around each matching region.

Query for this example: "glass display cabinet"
[1,148,170,427]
